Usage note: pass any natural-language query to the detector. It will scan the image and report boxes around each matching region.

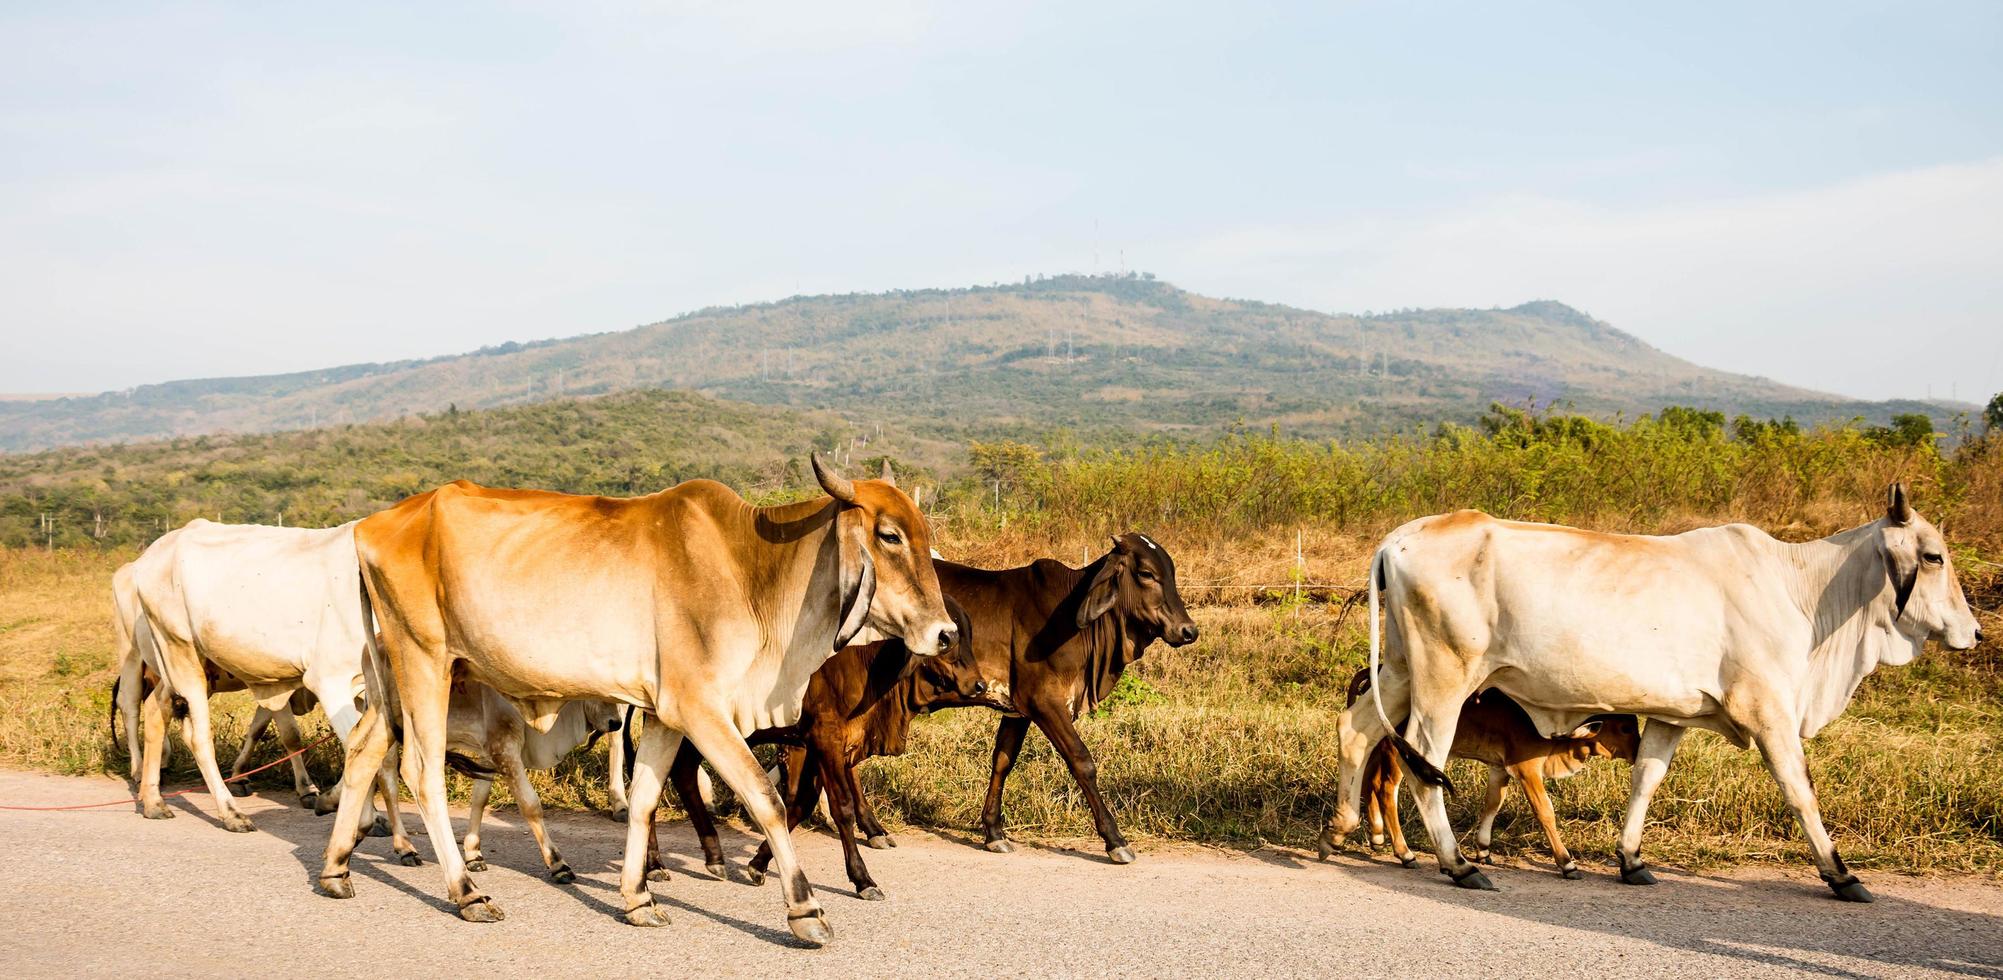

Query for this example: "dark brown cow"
[951,533,1198,863]
[1341,668,1641,878]
[665,597,996,899]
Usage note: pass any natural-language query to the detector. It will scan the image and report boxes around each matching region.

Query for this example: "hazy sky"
[3,1,2000,402]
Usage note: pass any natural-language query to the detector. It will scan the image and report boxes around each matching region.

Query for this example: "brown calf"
[666,597,994,899]
[1347,669,1640,879]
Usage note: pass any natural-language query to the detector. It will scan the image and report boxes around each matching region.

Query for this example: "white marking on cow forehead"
[1135,533,1159,552]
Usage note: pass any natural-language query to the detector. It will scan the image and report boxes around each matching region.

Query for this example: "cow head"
[578,699,624,750]
[1564,715,1641,763]
[814,454,957,657]
[1877,482,1981,659]
[909,596,1005,710]
[1078,532,1199,647]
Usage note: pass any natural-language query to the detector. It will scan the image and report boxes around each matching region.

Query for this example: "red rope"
[0,730,338,812]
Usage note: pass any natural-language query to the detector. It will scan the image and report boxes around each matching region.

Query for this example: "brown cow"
[666,596,999,899]
[1342,668,1640,879]
[951,533,1198,863]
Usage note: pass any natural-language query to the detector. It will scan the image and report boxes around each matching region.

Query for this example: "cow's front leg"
[854,781,896,849]
[819,747,885,899]
[1615,721,1685,886]
[680,710,831,946]
[1473,766,1509,864]
[607,710,632,822]
[979,715,1031,853]
[268,707,323,808]
[668,741,719,880]
[745,747,821,885]
[1755,724,1870,902]
[318,701,392,898]
[226,706,277,797]
[496,741,573,883]
[1029,703,1132,864]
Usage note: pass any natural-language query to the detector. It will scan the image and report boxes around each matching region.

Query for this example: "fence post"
[1294,529,1304,608]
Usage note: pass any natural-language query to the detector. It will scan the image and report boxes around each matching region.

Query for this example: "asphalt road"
[1,769,1999,978]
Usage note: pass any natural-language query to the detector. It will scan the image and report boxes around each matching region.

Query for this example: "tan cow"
[448,686,622,882]
[318,457,954,945]
[1327,484,1981,899]
[1343,669,1639,878]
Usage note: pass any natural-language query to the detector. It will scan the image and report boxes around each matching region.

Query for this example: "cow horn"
[1886,481,1912,526]
[813,453,857,504]
[879,459,896,487]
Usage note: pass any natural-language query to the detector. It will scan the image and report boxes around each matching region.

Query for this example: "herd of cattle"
[104,458,1983,944]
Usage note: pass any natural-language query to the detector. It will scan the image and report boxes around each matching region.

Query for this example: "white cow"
[1326,484,1982,900]
[121,520,416,860]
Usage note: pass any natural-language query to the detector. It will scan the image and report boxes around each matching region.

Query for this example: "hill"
[0,275,1964,452]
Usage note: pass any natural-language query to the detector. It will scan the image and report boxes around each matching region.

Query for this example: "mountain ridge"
[0,275,1965,452]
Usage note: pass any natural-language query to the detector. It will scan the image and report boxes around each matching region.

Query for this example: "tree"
[1986,391,2003,432]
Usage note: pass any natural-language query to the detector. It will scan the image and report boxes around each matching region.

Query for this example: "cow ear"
[1883,537,1918,622]
[1886,482,1912,526]
[1076,551,1125,628]
[834,508,876,649]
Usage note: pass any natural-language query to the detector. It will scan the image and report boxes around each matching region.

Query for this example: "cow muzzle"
[1167,621,1199,647]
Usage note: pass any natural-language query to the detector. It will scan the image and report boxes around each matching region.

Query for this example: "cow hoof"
[1828,878,1875,903]
[704,862,729,880]
[367,816,392,838]
[858,886,886,901]
[865,834,896,850]
[1451,868,1498,891]
[985,839,1014,854]
[1474,849,1493,864]
[1107,846,1137,865]
[221,813,256,834]
[318,875,355,899]
[551,865,576,884]
[1620,863,1657,885]
[314,793,340,816]
[1560,867,1585,880]
[397,850,422,867]
[736,866,766,886]
[609,807,628,823]
[226,779,251,798]
[466,857,488,872]
[142,803,175,820]
[1315,830,1338,861]
[645,865,671,882]
[1398,854,1420,869]
[788,911,833,947]
[458,899,505,923]
[623,903,671,928]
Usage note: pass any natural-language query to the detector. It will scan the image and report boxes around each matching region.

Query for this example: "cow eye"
[877,529,903,546]
[1922,552,1944,566]
[1136,569,1156,583]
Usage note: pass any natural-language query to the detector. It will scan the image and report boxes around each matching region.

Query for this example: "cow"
[928,533,1198,864]
[1342,668,1639,878]
[668,595,999,900]
[448,686,623,882]
[317,456,955,945]
[1325,484,1983,899]
[118,522,416,860]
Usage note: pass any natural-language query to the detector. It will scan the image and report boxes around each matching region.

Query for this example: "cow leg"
[824,755,884,899]
[136,684,173,819]
[680,711,831,946]
[979,714,1031,853]
[1473,765,1509,864]
[855,785,895,848]
[1029,704,1133,864]
[1363,744,1387,849]
[170,671,255,833]
[1508,763,1579,879]
[115,640,146,782]
[745,747,821,884]
[318,700,393,898]
[226,706,276,796]
[1615,721,1686,885]
[1379,752,1418,868]
[617,720,680,926]
[1402,686,1492,890]
[607,714,632,822]
[463,777,494,872]
[268,707,324,807]
[499,741,574,883]
[1755,725,1870,902]
[374,751,417,863]
[396,667,499,921]
[668,741,720,880]
[1324,668,1408,856]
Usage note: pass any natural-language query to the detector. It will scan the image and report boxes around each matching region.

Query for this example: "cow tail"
[108,674,122,746]
[358,571,401,744]
[1366,547,1453,793]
